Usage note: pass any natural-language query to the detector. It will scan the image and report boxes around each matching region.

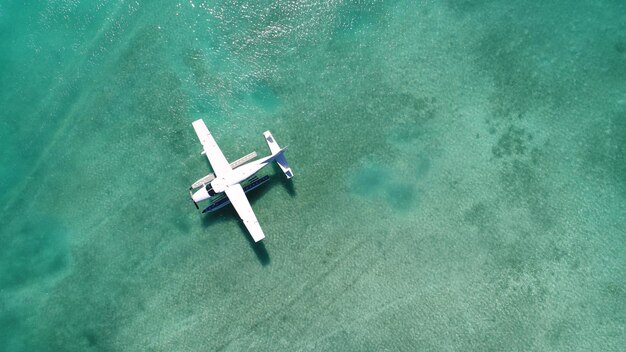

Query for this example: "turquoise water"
[1,1,625,350]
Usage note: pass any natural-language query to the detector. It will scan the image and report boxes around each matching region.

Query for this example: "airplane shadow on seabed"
[200,169,297,266]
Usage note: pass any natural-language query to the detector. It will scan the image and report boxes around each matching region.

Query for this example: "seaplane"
[188,119,293,242]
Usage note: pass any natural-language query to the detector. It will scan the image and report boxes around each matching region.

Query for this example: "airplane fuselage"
[192,153,279,203]
[212,156,271,192]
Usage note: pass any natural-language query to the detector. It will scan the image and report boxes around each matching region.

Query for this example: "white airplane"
[189,119,293,242]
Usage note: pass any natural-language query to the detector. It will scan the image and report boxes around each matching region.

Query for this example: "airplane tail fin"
[263,131,293,179]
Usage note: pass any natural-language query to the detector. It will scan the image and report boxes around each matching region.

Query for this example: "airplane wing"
[224,184,265,242]
[192,119,231,176]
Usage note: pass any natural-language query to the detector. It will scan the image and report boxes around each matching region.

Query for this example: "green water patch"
[350,166,388,197]
[470,6,581,121]
[182,47,220,93]
[332,0,388,36]
[461,201,579,348]
[73,24,191,158]
[463,202,497,235]
[491,124,534,159]
[500,157,555,229]
[384,182,419,210]
[246,80,280,112]
[0,215,70,290]
[180,47,227,113]
[0,303,30,352]
[180,44,281,118]
[461,194,626,350]
[583,108,626,194]
[226,78,282,117]
[348,153,431,211]
[483,108,553,228]
[339,93,437,211]
[443,0,499,15]
[413,153,431,180]
[385,95,438,144]
[0,131,35,204]
[604,36,626,85]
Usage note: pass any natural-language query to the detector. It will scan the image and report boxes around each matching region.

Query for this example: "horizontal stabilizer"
[274,154,293,178]
[263,131,293,179]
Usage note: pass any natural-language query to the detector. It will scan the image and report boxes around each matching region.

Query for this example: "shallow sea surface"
[1,1,625,351]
